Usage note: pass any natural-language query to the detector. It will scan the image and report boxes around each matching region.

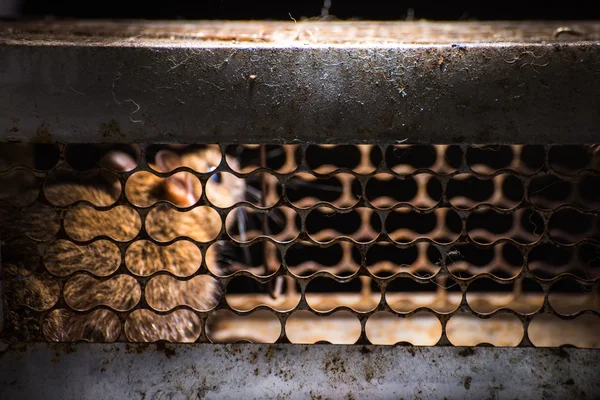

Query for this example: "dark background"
[0,1,597,21]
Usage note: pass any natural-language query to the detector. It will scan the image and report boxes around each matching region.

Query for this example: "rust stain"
[35,126,52,143]
[99,119,124,138]
[324,353,348,384]
[458,348,476,357]
[9,117,20,135]
[50,352,61,364]
[555,347,571,360]
[264,346,275,360]
[248,350,259,364]
[464,376,472,390]
[156,342,176,359]
[225,344,242,356]
[125,343,150,354]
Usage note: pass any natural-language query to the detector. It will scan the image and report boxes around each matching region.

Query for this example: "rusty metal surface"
[0,343,598,399]
[1,22,600,144]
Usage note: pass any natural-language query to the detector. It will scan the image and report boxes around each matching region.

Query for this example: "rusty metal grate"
[1,143,598,347]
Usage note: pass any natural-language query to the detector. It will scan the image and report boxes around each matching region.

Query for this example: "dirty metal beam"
[0,343,598,399]
[1,21,600,144]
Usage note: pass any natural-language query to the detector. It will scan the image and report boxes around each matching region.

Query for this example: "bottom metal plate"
[0,343,598,399]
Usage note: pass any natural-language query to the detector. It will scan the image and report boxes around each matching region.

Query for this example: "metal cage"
[1,20,599,399]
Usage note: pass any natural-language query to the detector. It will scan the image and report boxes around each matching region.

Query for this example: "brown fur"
[2,147,244,342]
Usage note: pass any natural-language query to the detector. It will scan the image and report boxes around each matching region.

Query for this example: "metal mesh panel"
[1,143,599,346]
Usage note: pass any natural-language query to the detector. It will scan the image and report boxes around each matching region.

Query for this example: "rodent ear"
[99,150,137,172]
[164,172,196,207]
[97,150,136,196]
[155,150,197,206]
[155,150,182,173]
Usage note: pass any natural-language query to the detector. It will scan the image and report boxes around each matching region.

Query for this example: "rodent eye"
[210,173,222,184]
[208,166,222,184]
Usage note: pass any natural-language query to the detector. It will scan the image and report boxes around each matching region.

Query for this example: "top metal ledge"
[3,20,600,45]
[1,21,600,144]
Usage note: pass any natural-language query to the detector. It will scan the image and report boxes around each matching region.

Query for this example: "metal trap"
[1,20,599,399]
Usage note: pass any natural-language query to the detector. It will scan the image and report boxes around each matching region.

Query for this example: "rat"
[1,146,245,342]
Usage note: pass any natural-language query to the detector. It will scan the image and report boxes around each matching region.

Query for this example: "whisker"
[267,210,284,227]
[266,148,286,158]
[228,146,288,170]
[237,207,252,267]
[285,180,344,193]
[245,185,263,202]
[236,145,245,156]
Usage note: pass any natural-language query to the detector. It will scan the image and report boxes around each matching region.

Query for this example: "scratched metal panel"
[0,21,600,144]
[0,343,598,399]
